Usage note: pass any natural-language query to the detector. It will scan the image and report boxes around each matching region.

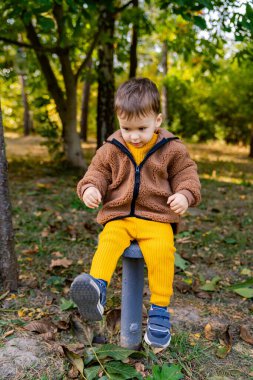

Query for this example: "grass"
[1,138,253,379]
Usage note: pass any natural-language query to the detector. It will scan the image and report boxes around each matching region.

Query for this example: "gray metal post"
[120,241,144,350]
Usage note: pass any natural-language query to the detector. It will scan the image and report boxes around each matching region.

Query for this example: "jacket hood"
[106,128,177,146]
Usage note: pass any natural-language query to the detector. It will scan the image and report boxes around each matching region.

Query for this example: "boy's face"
[118,113,163,148]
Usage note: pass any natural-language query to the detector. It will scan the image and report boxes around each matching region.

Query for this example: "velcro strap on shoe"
[148,310,170,329]
[148,317,170,329]
[148,310,170,319]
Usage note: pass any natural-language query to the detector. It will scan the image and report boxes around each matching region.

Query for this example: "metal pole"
[120,241,144,350]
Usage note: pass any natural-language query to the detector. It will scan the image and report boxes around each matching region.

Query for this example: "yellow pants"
[90,217,175,306]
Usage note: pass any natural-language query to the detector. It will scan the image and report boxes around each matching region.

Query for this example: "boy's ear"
[156,113,163,128]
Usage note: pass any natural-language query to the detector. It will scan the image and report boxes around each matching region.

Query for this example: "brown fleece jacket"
[77,128,201,227]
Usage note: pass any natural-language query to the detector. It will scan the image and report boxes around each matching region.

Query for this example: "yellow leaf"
[18,309,26,317]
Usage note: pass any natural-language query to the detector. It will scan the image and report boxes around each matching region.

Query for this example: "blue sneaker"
[144,307,171,348]
[70,274,106,321]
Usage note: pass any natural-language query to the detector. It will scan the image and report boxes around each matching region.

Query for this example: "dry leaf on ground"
[204,323,216,341]
[135,362,146,377]
[216,325,232,358]
[24,319,57,334]
[50,258,73,268]
[106,308,121,333]
[21,244,39,255]
[240,325,253,345]
[51,251,63,257]
[2,330,15,338]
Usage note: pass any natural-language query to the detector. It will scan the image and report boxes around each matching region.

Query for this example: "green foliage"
[165,74,214,141]
[174,252,189,271]
[69,343,144,380]
[146,364,184,380]
[209,63,253,144]
[60,298,77,311]
[36,111,63,160]
[228,278,253,299]
[200,276,221,292]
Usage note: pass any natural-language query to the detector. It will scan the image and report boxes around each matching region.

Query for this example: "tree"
[80,59,93,142]
[0,103,18,291]
[96,0,136,147]
[0,0,100,167]
[129,0,139,78]
[96,2,116,148]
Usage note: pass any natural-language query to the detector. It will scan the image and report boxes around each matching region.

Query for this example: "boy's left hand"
[167,193,189,215]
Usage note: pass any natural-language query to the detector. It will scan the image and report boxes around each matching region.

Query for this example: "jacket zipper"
[108,137,179,215]
[130,166,140,214]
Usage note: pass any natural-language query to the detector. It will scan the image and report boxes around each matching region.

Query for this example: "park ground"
[0,133,253,380]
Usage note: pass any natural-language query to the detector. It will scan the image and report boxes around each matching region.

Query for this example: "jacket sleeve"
[77,144,112,200]
[168,141,201,207]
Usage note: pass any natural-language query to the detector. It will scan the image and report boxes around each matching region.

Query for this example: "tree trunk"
[96,4,115,148]
[25,21,86,168]
[161,40,169,126]
[80,60,92,142]
[62,87,86,167]
[0,105,18,292]
[249,124,253,158]
[20,74,32,136]
[129,0,138,79]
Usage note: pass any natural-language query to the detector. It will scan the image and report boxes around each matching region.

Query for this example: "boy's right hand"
[83,187,102,209]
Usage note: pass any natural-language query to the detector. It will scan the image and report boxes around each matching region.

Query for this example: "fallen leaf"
[216,325,232,358]
[68,366,79,379]
[153,347,165,354]
[62,346,85,379]
[3,330,15,338]
[70,316,94,344]
[41,228,49,237]
[39,332,56,341]
[204,323,216,341]
[21,244,39,255]
[240,268,252,276]
[175,279,191,294]
[216,345,230,359]
[189,333,201,346]
[195,291,212,299]
[50,258,73,268]
[106,308,121,333]
[233,287,253,298]
[0,290,10,300]
[51,251,63,257]
[55,319,70,331]
[36,182,52,189]
[239,325,253,345]
[24,319,57,334]
[135,362,145,377]
[200,276,221,292]
[65,343,85,356]
[176,236,194,244]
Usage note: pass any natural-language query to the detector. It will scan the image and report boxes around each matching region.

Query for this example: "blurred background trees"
[1,0,253,165]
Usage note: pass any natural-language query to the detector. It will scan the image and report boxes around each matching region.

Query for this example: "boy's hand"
[167,193,189,215]
[83,187,102,209]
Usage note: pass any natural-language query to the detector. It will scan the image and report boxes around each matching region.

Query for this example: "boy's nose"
[131,133,140,141]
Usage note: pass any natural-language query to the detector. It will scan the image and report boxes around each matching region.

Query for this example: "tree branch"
[53,2,76,97]
[24,21,67,120]
[0,36,71,55]
[114,0,134,14]
[75,30,100,82]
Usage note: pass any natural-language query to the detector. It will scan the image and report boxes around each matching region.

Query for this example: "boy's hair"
[114,78,160,119]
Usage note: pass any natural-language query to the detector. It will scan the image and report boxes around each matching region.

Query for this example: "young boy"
[70,78,201,348]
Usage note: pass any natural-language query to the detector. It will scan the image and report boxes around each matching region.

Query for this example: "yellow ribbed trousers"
[90,217,175,306]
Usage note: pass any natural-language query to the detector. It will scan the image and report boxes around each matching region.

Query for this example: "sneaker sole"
[70,274,104,321]
[144,332,171,349]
